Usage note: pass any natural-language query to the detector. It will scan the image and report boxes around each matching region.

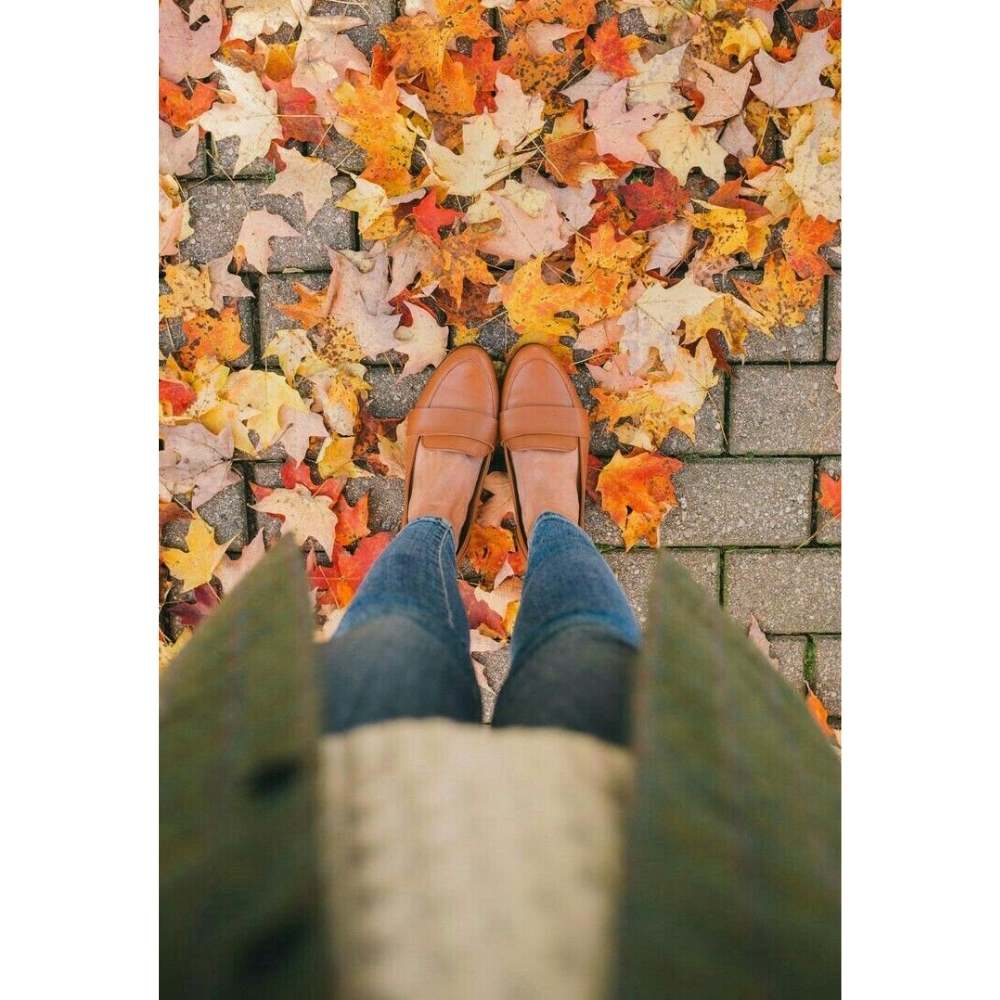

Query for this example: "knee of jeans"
[322,612,470,675]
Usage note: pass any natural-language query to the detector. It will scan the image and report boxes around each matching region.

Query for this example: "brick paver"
[812,635,841,716]
[769,635,807,689]
[724,549,841,633]
[825,273,841,361]
[603,549,720,626]
[729,365,841,455]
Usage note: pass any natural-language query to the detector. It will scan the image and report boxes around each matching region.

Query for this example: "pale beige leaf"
[159,121,200,176]
[396,306,448,377]
[276,405,328,463]
[648,219,693,276]
[206,253,253,311]
[197,60,282,173]
[587,79,659,166]
[489,74,545,153]
[691,58,752,126]
[784,97,841,221]
[561,66,617,106]
[627,44,690,112]
[521,167,596,232]
[159,423,240,508]
[266,147,338,223]
[160,0,222,82]
[641,111,727,184]
[719,113,757,159]
[751,28,835,108]
[424,115,533,198]
[235,209,299,273]
[747,613,782,670]
[253,484,338,556]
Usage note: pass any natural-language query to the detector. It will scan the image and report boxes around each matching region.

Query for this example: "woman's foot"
[499,345,590,546]
[407,446,483,545]
[402,346,499,553]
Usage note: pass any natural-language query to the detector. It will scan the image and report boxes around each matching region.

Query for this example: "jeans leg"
[492,513,642,745]
[319,517,481,733]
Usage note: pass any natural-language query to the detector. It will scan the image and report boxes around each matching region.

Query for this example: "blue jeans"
[319,513,642,745]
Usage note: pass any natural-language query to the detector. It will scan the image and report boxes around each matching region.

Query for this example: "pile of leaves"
[159,0,841,666]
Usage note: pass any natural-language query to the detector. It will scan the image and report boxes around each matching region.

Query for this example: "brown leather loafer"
[402,345,499,557]
[499,344,589,550]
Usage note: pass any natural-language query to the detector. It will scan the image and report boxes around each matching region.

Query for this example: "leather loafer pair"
[402,344,589,556]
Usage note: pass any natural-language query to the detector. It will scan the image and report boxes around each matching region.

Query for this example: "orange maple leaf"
[464,523,516,583]
[333,73,416,197]
[782,203,837,279]
[543,102,607,185]
[423,229,497,307]
[586,16,642,78]
[818,471,841,519]
[500,31,577,102]
[177,306,247,368]
[159,78,216,129]
[503,0,597,31]
[278,281,332,330]
[596,450,683,550]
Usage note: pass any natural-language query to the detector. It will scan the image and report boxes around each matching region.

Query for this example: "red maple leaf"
[412,190,462,243]
[620,169,690,229]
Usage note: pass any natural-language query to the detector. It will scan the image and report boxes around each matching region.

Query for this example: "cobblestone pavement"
[171,11,841,726]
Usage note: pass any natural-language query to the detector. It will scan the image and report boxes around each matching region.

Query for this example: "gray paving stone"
[247,462,285,546]
[313,0,397,56]
[161,480,248,556]
[724,548,841,634]
[366,366,433,419]
[602,549,720,627]
[462,312,518,360]
[584,458,811,548]
[577,372,726,458]
[729,365,841,455]
[768,635,807,690]
[208,135,276,180]
[159,293,256,369]
[724,269,824,362]
[825,272,841,361]
[311,132,367,176]
[811,635,841,717]
[180,177,354,272]
[344,475,403,534]
[816,457,841,545]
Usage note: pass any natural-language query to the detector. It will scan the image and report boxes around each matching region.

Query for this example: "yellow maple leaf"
[570,223,646,326]
[161,514,233,592]
[423,229,497,307]
[222,369,309,453]
[733,254,822,333]
[160,262,213,319]
[499,256,580,349]
[317,435,367,479]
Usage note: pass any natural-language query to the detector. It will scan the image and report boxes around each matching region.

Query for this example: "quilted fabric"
[319,719,633,1000]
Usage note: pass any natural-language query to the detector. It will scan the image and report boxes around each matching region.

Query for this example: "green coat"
[161,540,840,999]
